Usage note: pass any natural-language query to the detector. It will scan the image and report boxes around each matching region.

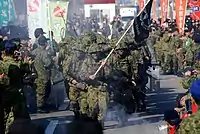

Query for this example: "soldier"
[31,35,52,113]
[67,46,88,119]
[183,30,195,68]
[146,28,158,64]
[0,40,30,133]
[78,37,108,126]
[163,29,179,74]
[32,28,46,50]
[159,30,171,73]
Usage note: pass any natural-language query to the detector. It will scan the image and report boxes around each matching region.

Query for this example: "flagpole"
[92,0,153,77]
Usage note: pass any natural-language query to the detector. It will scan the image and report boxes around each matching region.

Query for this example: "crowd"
[147,16,200,133]
[0,14,150,134]
[2,12,200,134]
[66,14,126,38]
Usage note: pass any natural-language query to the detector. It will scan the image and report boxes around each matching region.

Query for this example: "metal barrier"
[147,66,160,91]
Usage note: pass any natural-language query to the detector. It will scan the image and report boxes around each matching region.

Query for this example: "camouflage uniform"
[176,107,200,134]
[184,38,194,68]
[31,36,52,109]
[163,34,177,74]
[0,56,30,133]
[79,41,108,122]
[158,33,171,71]
[146,32,158,63]
[57,36,75,98]
[67,47,88,117]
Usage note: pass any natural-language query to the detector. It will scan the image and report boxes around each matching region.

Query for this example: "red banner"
[175,0,187,33]
[84,0,115,4]
[28,0,40,13]
[138,0,145,11]
[188,0,200,20]
[152,0,157,21]
[160,0,168,24]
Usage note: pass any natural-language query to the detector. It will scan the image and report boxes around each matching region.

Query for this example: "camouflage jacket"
[176,109,200,134]
[0,56,19,86]
[78,54,104,87]
[31,46,52,80]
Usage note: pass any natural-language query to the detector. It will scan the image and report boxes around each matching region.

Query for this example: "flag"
[133,0,153,44]
[160,0,168,24]
[188,0,200,20]
[175,0,187,34]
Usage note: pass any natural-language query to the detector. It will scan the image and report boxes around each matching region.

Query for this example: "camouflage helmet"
[96,33,106,44]
[87,43,102,54]
[84,31,97,43]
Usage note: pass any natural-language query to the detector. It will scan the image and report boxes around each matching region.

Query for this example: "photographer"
[176,79,200,133]
[164,79,200,134]
[0,40,30,133]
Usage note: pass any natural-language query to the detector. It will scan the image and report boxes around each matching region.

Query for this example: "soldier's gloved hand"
[76,83,86,90]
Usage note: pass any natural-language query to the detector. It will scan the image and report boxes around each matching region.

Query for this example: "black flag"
[133,0,153,44]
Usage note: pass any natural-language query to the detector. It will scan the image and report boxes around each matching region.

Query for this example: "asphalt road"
[30,75,185,134]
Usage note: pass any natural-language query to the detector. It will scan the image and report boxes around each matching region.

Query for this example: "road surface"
[30,75,185,134]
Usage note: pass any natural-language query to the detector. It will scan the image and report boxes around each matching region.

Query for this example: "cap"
[38,35,47,45]
[34,28,46,38]
[189,79,200,100]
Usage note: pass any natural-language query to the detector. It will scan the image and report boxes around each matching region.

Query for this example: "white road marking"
[45,120,59,134]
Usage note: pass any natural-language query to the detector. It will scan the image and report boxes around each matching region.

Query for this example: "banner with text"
[160,0,168,24]
[175,0,187,33]
[188,0,200,20]
[152,0,157,21]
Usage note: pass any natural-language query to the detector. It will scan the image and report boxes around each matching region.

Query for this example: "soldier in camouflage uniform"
[67,44,88,119]
[57,36,76,98]
[183,35,194,68]
[163,29,179,74]
[0,40,30,133]
[156,31,170,72]
[146,27,160,64]
[31,35,52,113]
[110,37,140,113]
[32,28,46,50]
[78,35,108,125]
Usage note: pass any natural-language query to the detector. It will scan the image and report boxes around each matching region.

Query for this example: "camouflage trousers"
[35,78,51,108]
[68,86,88,115]
[87,86,108,121]
[4,110,14,134]
[69,85,108,121]
[163,54,177,73]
